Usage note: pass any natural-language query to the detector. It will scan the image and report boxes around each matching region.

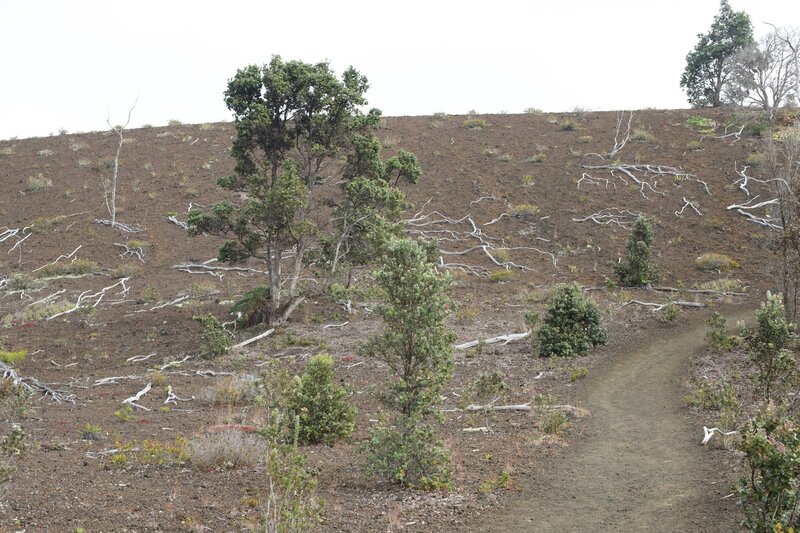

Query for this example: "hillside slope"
[0,109,777,531]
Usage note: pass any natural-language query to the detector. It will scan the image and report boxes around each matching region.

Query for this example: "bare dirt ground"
[472,306,753,532]
[0,109,780,531]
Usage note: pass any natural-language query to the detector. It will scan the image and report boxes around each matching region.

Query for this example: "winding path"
[472,309,751,532]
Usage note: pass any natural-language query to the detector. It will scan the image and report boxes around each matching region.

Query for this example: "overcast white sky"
[1,0,798,140]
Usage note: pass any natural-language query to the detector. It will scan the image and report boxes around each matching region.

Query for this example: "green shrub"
[614,217,660,286]
[288,354,356,446]
[742,292,797,401]
[523,107,543,114]
[362,237,455,489]
[705,312,738,352]
[231,286,271,327]
[81,423,104,441]
[695,253,740,272]
[262,413,324,532]
[739,404,800,532]
[525,153,547,164]
[0,379,35,420]
[193,314,230,358]
[471,371,507,401]
[489,269,515,283]
[659,303,681,324]
[37,259,98,277]
[568,365,589,382]
[579,135,593,144]
[538,283,607,357]
[686,115,716,130]
[686,140,702,150]
[559,119,576,131]
[27,174,52,192]
[0,350,26,365]
[509,203,540,220]
[463,118,487,130]
[745,118,770,137]
[363,416,452,490]
[745,152,766,165]
[631,129,655,142]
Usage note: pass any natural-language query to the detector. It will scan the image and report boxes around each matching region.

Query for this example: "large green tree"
[680,0,754,107]
[188,57,419,324]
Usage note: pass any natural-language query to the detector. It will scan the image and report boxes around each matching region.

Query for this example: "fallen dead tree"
[407,201,558,275]
[652,285,747,297]
[573,208,646,229]
[123,382,152,410]
[232,328,275,349]
[1,361,76,403]
[702,425,739,445]
[173,260,266,279]
[47,277,130,320]
[581,163,708,199]
[454,331,531,350]
[618,299,705,312]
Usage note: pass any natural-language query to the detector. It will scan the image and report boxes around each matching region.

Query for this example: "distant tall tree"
[724,29,799,120]
[680,0,754,107]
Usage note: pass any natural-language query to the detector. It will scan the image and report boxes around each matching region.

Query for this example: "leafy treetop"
[680,0,754,107]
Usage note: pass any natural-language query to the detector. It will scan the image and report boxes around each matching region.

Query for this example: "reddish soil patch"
[0,109,776,531]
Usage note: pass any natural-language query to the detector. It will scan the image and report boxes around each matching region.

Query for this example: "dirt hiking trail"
[473,308,752,532]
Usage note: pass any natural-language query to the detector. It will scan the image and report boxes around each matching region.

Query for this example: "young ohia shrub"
[614,217,660,286]
[538,283,607,357]
[288,353,357,446]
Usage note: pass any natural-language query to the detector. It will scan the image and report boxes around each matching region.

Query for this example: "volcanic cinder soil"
[0,109,778,531]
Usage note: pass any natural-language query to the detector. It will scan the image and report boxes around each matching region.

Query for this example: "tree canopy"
[680,0,754,107]
[188,56,420,324]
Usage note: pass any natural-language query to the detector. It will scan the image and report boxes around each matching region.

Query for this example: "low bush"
[288,354,356,446]
[231,286,271,327]
[686,140,702,150]
[37,259,98,277]
[538,283,607,357]
[525,153,547,164]
[705,311,738,352]
[462,118,487,130]
[190,431,264,469]
[695,253,740,272]
[686,115,716,131]
[363,415,452,490]
[0,350,26,365]
[509,204,540,220]
[559,119,576,131]
[27,174,52,192]
[739,404,800,532]
[489,269,516,283]
[193,314,230,358]
[631,129,655,142]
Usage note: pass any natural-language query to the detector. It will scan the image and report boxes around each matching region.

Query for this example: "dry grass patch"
[27,174,52,192]
[695,253,740,272]
[190,430,264,470]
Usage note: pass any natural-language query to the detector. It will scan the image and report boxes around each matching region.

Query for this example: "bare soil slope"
[0,109,777,531]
